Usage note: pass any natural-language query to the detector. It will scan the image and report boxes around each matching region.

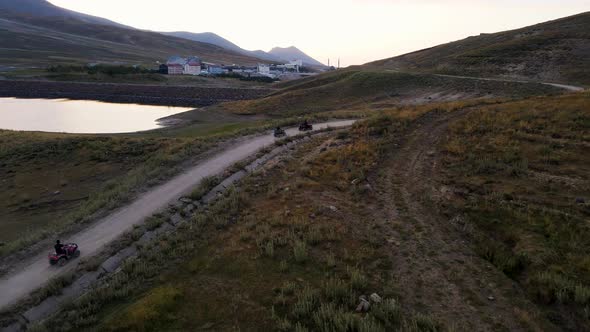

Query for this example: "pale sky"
[49,0,590,66]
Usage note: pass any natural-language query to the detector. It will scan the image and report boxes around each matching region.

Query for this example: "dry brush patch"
[32,114,445,331]
[0,131,211,257]
[440,92,590,329]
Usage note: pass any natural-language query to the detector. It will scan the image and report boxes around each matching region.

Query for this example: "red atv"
[49,243,80,266]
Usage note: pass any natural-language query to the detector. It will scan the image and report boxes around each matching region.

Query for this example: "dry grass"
[441,92,590,327]
[36,113,444,331]
[219,70,560,116]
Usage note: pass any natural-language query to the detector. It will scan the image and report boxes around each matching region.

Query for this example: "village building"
[206,64,223,75]
[167,63,183,75]
[158,64,168,74]
[166,55,186,75]
[183,56,201,75]
[257,63,270,75]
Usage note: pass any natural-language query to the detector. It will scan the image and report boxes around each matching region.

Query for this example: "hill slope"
[0,0,265,67]
[161,31,284,63]
[219,69,561,116]
[368,12,590,85]
[0,0,127,27]
[269,46,326,67]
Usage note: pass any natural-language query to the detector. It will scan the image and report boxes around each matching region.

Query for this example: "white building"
[289,59,303,67]
[183,56,201,75]
[257,64,270,75]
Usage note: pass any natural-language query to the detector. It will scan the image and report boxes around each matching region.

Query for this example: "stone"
[179,197,193,204]
[576,197,586,204]
[488,296,495,301]
[309,213,316,219]
[1,321,23,332]
[52,191,61,196]
[183,204,195,214]
[170,213,183,226]
[100,247,137,273]
[328,205,338,212]
[369,293,382,304]
[355,297,371,312]
[23,296,60,323]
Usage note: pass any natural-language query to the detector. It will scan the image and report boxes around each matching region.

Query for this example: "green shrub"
[348,266,369,290]
[371,299,401,328]
[312,303,357,332]
[293,241,308,263]
[323,278,350,304]
[292,287,318,320]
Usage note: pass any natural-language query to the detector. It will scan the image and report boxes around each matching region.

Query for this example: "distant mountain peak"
[268,46,325,67]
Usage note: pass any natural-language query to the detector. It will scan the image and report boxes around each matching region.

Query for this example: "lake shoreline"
[0,98,194,134]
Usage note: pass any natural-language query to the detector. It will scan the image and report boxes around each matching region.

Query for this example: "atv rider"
[54,240,66,256]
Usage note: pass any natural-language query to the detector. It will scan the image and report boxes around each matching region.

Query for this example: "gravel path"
[0,120,355,310]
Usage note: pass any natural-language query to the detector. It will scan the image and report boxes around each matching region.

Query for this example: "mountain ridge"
[162,31,325,67]
[269,46,326,67]
[0,0,269,67]
[161,31,285,63]
[366,11,590,85]
[0,0,129,28]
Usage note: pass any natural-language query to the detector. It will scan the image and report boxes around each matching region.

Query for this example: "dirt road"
[433,73,585,92]
[384,69,585,92]
[0,120,355,311]
[373,111,550,331]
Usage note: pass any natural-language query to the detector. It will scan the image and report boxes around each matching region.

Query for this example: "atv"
[274,128,287,138]
[49,243,80,266]
[299,122,313,132]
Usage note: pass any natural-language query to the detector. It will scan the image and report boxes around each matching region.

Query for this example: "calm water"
[0,98,193,133]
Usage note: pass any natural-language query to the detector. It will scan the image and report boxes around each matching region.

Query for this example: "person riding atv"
[299,120,313,132]
[49,240,80,266]
[274,126,286,138]
[54,240,65,256]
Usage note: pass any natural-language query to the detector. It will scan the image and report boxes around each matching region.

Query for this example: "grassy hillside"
[0,13,263,68]
[0,111,262,256]
[36,122,447,332]
[220,69,561,116]
[35,95,590,331]
[441,92,590,329]
[367,12,590,86]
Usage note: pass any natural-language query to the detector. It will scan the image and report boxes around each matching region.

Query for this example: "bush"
[312,303,357,332]
[47,64,155,76]
[348,266,369,290]
[293,241,308,263]
[371,299,401,328]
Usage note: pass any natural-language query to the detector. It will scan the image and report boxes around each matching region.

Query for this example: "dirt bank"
[0,80,273,107]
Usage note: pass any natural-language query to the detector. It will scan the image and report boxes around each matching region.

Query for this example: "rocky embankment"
[0,80,272,106]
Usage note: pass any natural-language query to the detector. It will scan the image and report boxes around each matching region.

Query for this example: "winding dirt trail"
[432,73,585,92]
[0,120,355,311]
[373,111,552,331]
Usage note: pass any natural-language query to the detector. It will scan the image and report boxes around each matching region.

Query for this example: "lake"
[0,98,193,134]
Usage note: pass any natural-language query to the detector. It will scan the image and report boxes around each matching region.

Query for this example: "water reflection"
[0,98,193,133]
